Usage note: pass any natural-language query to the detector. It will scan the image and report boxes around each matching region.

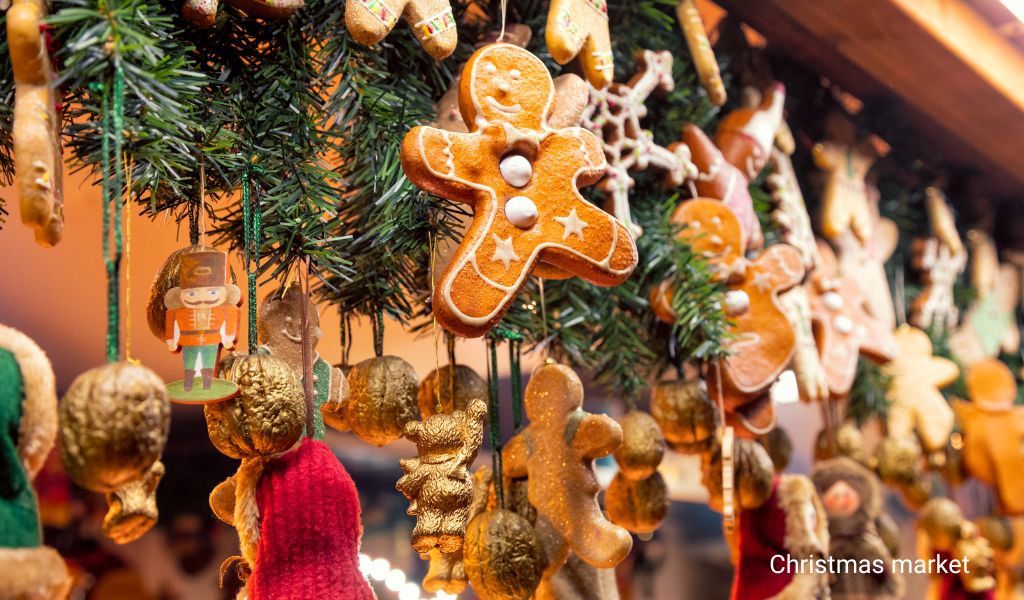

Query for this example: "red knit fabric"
[730,477,793,600]
[249,438,376,600]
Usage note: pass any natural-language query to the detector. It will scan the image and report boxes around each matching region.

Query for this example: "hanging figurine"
[345,0,457,61]
[605,410,670,534]
[546,0,614,89]
[346,354,420,445]
[580,49,697,237]
[918,498,997,599]
[912,186,967,333]
[401,43,638,337]
[676,0,726,106]
[0,324,71,599]
[162,250,242,403]
[951,230,1021,365]
[8,0,64,246]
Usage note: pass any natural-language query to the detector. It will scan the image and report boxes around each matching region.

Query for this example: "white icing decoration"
[505,196,538,229]
[499,154,532,187]
[750,271,773,293]
[823,291,843,312]
[485,97,522,114]
[724,290,750,316]
[490,234,519,270]
[510,69,521,79]
[834,315,854,335]
[484,62,497,73]
[554,209,589,241]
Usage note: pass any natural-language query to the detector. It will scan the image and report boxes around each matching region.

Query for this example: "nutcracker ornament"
[163,250,242,403]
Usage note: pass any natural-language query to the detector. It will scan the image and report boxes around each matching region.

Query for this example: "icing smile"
[486,97,522,114]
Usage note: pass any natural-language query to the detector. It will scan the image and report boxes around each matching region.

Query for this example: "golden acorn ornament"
[651,379,718,454]
[417,363,487,418]
[463,508,543,600]
[59,362,170,544]
[346,355,419,445]
[606,410,670,534]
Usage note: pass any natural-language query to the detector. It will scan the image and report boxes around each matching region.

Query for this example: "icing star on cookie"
[401,43,638,338]
[346,0,457,61]
[547,0,615,89]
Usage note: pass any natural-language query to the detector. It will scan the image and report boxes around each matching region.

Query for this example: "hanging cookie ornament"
[954,359,1024,516]
[918,498,997,598]
[59,362,171,544]
[8,0,64,246]
[503,363,633,571]
[258,286,349,440]
[345,0,457,60]
[951,231,1021,365]
[417,363,487,418]
[162,250,242,403]
[911,187,967,333]
[206,354,373,600]
[816,112,888,245]
[651,379,719,454]
[884,325,959,459]
[676,0,726,106]
[812,458,904,600]
[401,43,638,337]
[0,324,71,598]
[606,410,670,534]
[546,0,614,89]
[579,49,697,237]
[678,84,786,250]
[182,0,304,28]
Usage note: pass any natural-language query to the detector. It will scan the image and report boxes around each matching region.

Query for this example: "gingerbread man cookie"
[954,360,1024,516]
[911,187,966,333]
[183,0,304,28]
[346,0,457,61]
[884,325,959,455]
[676,0,725,106]
[951,231,1021,365]
[677,84,786,250]
[546,0,614,89]
[8,0,64,247]
[503,363,633,571]
[809,241,897,400]
[581,49,697,237]
[401,43,637,337]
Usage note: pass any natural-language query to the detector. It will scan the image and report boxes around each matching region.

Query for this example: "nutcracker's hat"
[179,251,227,288]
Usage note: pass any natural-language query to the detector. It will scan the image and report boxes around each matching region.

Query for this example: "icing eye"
[510,69,521,80]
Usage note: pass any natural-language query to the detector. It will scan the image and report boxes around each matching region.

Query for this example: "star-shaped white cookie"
[555,209,589,241]
[491,234,520,270]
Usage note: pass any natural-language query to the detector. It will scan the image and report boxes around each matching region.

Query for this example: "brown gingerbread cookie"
[346,0,457,61]
[546,0,614,89]
[401,43,638,337]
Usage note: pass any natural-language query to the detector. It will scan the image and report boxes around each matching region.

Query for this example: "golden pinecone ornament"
[346,355,419,445]
[417,364,487,418]
[204,353,305,459]
[651,380,718,454]
[464,508,543,600]
[59,362,170,544]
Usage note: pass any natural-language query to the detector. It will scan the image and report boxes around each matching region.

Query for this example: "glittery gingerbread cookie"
[911,187,966,333]
[808,241,897,400]
[346,0,457,61]
[401,43,638,337]
[8,0,64,246]
[581,49,697,237]
[503,363,633,571]
[183,0,304,28]
[676,84,786,250]
[546,0,614,89]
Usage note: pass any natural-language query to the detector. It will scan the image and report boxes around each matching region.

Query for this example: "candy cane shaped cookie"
[401,44,637,338]
[546,0,615,89]
[346,0,457,60]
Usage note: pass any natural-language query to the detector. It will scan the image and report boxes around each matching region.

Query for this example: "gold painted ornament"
[417,364,487,419]
[978,516,1024,600]
[701,436,774,512]
[464,508,544,600]
[397,399,487,553]
[918,498,997,597]
[651,379,718,454]
[606,410,669,534]
[813,421,871,468]
[757,426,793,472]
[59,362,170,544]
[345,355,419,446]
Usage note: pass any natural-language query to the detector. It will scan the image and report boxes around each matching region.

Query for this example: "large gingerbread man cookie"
[346,0,457,61]
[885,325,959,455]
[546,0,614,89]
[503,363,633,571]
[8,0,64,247]
[401,44,638,337]
[815,112,887,245]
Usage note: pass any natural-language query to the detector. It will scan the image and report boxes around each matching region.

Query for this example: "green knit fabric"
[311,357,331,441]
[0,348,42,548]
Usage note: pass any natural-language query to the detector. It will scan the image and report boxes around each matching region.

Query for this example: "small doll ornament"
[345,0,457,61]
[651,379,718,454]
[207,353,373,599]
[546,0,614,89]
[401,43,637,337]
[417,363,487,418]
[954,359,1024,516]
[918,498,997,599]
[580,49,697,236]
[885,325,959,458]
[0,325,71,599]
[606,410,670,534]
[678,84,786,250]
[345,354,419,445]
[951,230,1020,365]
[8,0,64,246]
[912,187,967,333]
[676,0,726,106]
[59,361,170,544]
[182,0,304,28]
[396,399,487,553]
[147,244,217,341]
[812,458,903,600]
[258,286,349,440]
[163,250,242,403]
[503,363,633,572]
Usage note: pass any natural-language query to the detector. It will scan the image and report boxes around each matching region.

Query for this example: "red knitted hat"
[248,438,375,599]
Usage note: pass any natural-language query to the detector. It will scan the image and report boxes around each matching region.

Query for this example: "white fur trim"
[0,324,57,479]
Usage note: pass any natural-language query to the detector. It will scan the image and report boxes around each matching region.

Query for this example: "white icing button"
[823,291,843,312]
[500,155,532,188]
[724,290,750,316]
[505,196,538,229]
[834,315,854,334]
